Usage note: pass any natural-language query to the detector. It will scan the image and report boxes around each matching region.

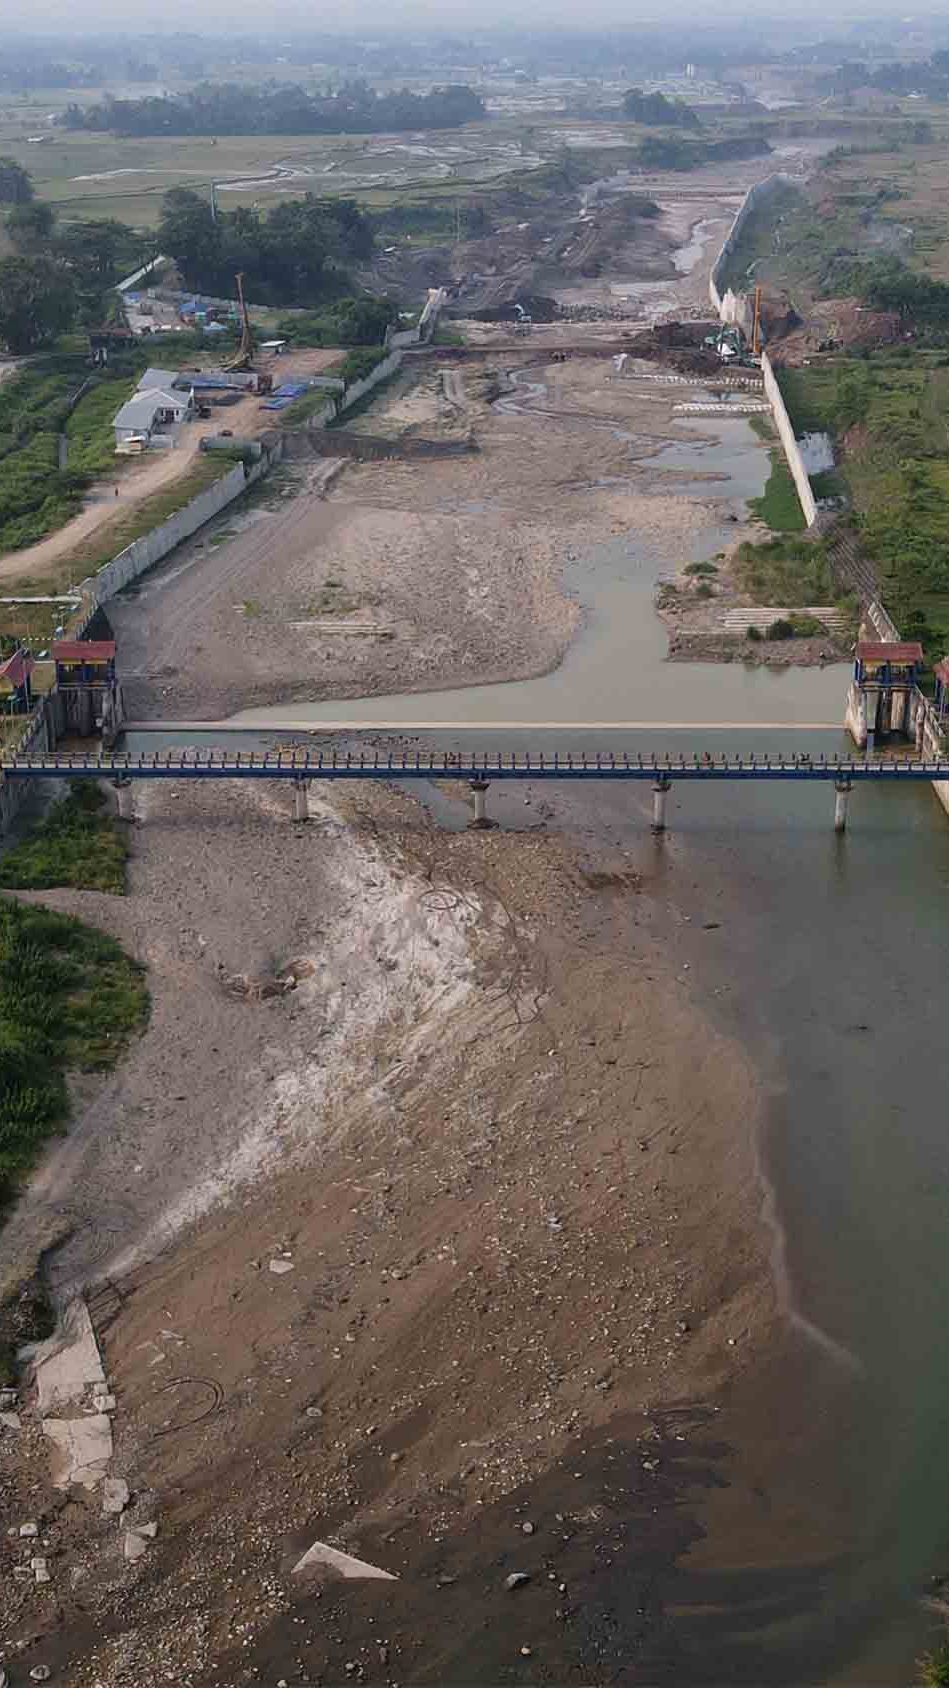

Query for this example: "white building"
[113,382,194,450]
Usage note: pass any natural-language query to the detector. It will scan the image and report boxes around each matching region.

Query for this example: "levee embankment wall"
[709,173,816,527]
[710,180,949,812]
[760,353,818,526]
[80,448,280,612]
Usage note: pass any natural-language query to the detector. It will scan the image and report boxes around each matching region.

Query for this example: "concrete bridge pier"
[652,777,673,833]
[468,779,495,830]
[292,777,309,822]
[112,776,134,821]
[834,778,853,833]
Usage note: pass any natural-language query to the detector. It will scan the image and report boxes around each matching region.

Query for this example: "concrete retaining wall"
[708,177,818,529]
[386,288,447,351]
[337,350,402,412]
[760,351,818,526]
[709,172,795,316]
[79,441,282,615]
[865,597,902,642]
[0,700,51,833]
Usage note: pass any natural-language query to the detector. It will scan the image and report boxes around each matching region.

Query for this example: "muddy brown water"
[126,409,949,1683]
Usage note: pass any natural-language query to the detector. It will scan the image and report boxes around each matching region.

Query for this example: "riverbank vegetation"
[777,353,949,658]
[0,893,148,1225]
[733,534,840,606]
[0,782,128,893]
[749,450,808,533]
[0,355,140,552]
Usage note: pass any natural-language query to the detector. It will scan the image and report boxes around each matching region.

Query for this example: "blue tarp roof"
[271,381,309,398]
[260,396,294,410]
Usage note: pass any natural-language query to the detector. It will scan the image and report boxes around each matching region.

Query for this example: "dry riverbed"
[111,352,760,721]
[0,775,772,1686]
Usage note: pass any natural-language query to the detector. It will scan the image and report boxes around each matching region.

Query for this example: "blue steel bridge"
[3,745,949,830]
[1,747,947,782]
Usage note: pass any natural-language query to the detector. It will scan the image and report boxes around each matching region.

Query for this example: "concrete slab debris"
[43,1414,113,1490]
[19,1521,39,1537]
[31,1300,106,1414]
[292,1540,398,1581]
[31,1556,50,1583]
[0,1411,22,1430]
[102,1476,131,1515]
[269,1258,295,1275]
[124,1522,157,1560]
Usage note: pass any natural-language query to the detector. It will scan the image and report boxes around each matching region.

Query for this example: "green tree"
[0,256,75,352]
[5,200,55,250]
[0,157,33,204]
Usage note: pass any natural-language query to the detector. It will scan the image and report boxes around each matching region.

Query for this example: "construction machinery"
[702,320,761,369]
[226,272,255,371]
[751,283,763,358]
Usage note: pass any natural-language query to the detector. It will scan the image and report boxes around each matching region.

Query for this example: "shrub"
[746,624,763,641]
[0,894,148,1225]
[695,582,715,599]
[0,781,128,893]
[920,1643,949,1687]
[684,560,719,576]
[767,617,795,640]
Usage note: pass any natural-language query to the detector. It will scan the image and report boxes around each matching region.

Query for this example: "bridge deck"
[3,751,949,782]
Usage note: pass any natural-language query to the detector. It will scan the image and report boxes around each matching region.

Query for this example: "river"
[123,372,949,1677]
[213,390,949,1681]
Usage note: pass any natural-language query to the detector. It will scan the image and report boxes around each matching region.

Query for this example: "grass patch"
[279,387,338,427]
[0,782,129,894]
[733,535,838,605]
[777,354,949,658]
[0,893,148,1231]
[0,357,142,555]
[749,451,808,532]
[5,454,238,597]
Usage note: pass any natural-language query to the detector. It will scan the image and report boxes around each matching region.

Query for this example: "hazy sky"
[0,0,926,31]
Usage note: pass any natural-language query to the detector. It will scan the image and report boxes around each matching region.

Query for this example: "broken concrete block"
[31,1557,50,1584]
[31,1300,106,1414]
[43,1415,112,1490]
[19,1521,39,1538]
[101,1477,130,1516]
[90,1393,117,1412]
[0,1411,21,1431]
[136,1521,158,1539]
[292,1540,397,1580]
[124,1531,148,1562]
[268,1258,294,1275]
